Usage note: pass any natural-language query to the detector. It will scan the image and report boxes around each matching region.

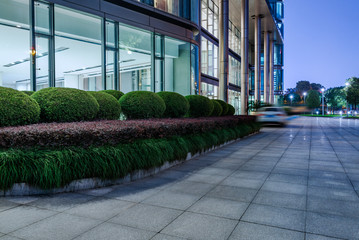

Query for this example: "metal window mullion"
[114,22,119,90]
[49,2,55,87]
[30,0,36,91]
[101,18,106,90]
[161,35,165,91]
[151,33,155,92]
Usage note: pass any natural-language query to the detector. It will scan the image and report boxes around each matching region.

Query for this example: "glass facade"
[201,0,218,38]
[0,0,198,96]
[201,37,218,78]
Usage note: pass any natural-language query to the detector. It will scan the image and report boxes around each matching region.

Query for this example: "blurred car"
[255,107,288,126]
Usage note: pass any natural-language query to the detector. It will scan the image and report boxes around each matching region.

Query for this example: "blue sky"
[284,0,359,90]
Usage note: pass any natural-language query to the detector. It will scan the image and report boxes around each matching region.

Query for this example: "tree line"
[282,77,359,112]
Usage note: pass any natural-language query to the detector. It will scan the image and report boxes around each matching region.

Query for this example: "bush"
[157,92,189,118]
[119,91,166,119]
[89,92,121,120]
[0,116,257,148]
[0,87,40,127]
[22,91,35,96]
[99,90,124,100]
[31,87,99,122]
[185,95,214,117]
[214,100,229,116]
[210,100,223,116]
[0,121,260,190]
[227,104,235,115]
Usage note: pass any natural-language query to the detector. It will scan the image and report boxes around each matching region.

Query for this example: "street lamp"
[290,95,293,106]
[345,82,350,117]
[321,88,325,116]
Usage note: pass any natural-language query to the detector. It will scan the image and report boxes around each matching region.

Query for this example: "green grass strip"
[0,123,260,191]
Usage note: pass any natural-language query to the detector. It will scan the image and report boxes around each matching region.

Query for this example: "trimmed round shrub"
[157,91,189,118]
[214,99,229,116]
[185,95,214,117]
[0,87,40,127]
[210,99,223,116]
[89,92,121,120]
[119,91,166,119]
[99,90,124,100]
[32,87,99,122]
[22,90,35,96]
[227,103,235,115]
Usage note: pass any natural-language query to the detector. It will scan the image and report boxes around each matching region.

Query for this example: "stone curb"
[0,132,259,197]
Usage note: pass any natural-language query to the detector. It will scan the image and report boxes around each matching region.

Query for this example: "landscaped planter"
[0,116,260,196]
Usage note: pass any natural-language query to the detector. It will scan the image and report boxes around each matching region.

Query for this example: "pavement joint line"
[225,124,304,240]
[318,118,359,200]
[303,117,313,240]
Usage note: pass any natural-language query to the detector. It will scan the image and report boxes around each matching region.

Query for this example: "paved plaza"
[1,117,359,240]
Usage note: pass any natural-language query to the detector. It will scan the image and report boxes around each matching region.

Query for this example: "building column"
[263,31,270,103]
[219,0,229,102]
[269,40,274,103]
[254,15,262,103]
[240,0,249,114]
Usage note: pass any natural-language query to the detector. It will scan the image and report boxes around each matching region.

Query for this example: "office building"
[0,0,283,114]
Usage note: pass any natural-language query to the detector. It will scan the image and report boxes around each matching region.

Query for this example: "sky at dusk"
[284,0,359,90]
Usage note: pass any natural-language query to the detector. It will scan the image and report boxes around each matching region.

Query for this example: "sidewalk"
[0,117,359,240]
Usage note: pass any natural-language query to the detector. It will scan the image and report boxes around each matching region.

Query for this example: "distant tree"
[306,90,321,109]
[325,87,346,111]
[346,77,359,110]
[296,81,311,95]
[310,83,324,91]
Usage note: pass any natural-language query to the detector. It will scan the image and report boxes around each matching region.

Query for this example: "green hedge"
[119,91,166,119]
[210,100,223,116]
[99,90,124,100]
[89,92,121,120]
[214,100,229,116]
[0,87,40,127]
[157,91,189,118]
[185,95,214,117]
[0,123,260,190]
[31,87,99,122]
[227,104,235,115]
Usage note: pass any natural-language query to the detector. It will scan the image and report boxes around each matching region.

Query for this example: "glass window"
[201,37,218,79]
[228,89,240,114]
[201,0,218,38]
[35,1,50,34]
[201,82,218,99]
[119,24,152,93]
[229,24,240,54]
[0,0,30,90]
[274,44,283,65]
[54,6,102,90]
[164,37,191,96]
[229,56,240,86]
